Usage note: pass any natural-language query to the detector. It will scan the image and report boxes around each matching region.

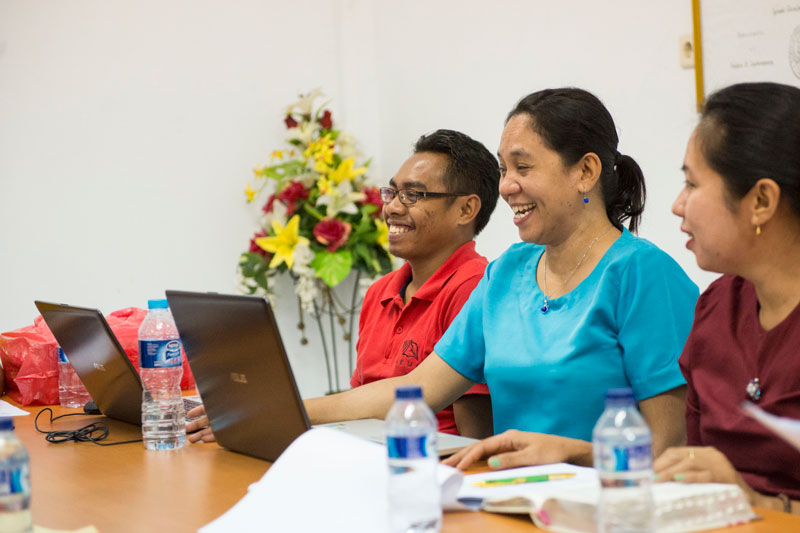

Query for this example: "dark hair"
[506,88,646,233]
[698,82,800,217]
[413,129,500,235]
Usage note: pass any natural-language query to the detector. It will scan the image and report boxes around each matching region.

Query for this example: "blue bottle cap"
[395,385,423,400]
[147,299,169,309]
[0,418,14,431]
[605,387,635,406]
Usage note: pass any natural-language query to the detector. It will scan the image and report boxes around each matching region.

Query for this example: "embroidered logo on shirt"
[397,339,420,368]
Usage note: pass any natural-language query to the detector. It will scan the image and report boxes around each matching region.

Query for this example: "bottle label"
[597,442,652,472]
[57,347,68,363]
[139,339,182,369]
[387,435,434,460]
[0,460,30,496]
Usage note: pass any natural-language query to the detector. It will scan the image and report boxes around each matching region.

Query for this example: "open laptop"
[165,290,478,462]
[34,300,202,426]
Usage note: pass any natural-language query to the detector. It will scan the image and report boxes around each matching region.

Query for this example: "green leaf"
[360,203,378,216]
[311,249,352,287]
[303,202,325,221]
[353,242,375,268]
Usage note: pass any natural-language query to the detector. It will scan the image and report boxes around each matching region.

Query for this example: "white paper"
[742,401,800,452]
[200,427,466,533]
[0,400,29,417]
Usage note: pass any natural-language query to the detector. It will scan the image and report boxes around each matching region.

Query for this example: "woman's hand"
[442,429,592,471]
[653,446,766,504]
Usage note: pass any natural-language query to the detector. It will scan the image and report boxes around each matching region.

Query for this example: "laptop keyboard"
[183,395,203,423]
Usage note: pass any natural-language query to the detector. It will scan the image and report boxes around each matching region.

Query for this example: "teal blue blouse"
[435,229,699,440]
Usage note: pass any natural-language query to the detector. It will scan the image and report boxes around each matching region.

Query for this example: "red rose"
[249,230,273,260]
[277,181,310,216]
[319,109,332,130]
[261,194,276,214]
[284,114,298,129]
[313,217,352,252]
[361,186,383,217]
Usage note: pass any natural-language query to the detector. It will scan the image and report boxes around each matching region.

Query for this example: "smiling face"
[383,152,465,261]
[672,128,752,273]
[497,114,582,244]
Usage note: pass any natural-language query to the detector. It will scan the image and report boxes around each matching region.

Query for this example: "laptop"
[34,300,202,426]
[165,290,478,462]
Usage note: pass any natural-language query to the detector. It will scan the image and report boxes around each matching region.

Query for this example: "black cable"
[34,408,142,446]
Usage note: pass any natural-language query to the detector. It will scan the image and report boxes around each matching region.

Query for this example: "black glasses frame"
[379,187,468,206]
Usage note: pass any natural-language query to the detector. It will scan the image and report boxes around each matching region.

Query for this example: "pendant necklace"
[746,377,762,402]
[541,226,613,313]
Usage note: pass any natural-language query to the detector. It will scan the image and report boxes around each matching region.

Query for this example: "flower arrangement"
[238,89,393,392]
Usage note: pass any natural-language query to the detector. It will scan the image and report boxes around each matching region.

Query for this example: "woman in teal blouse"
[305,88,697,470]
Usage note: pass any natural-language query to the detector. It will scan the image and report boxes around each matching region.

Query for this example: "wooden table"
[12,398,800,532]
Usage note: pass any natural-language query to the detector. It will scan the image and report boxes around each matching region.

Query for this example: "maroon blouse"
[680,275,800,499]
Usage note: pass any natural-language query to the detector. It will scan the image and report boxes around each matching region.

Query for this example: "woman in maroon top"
[655,82,800,514]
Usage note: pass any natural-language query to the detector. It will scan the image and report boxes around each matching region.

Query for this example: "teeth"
[389,225,411,234]
[512,203,536,220]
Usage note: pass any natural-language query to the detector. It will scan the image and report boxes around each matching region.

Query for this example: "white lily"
[315,179,366,217]
[287,121,316,146]
[287,88,325,116]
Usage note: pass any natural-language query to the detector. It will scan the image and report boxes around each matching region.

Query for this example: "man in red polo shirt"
[187,129,499,443]
[352,129,500,437]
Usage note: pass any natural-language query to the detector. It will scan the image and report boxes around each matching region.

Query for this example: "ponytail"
[605,152,646,233]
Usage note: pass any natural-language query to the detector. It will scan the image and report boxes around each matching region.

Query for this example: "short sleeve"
[434,265,491,384]
[615,249,699,401]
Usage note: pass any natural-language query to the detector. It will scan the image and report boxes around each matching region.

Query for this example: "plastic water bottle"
[57,347,92,409]
[385,385,441,533]
[0,418,32,533]
[138,299,186,450]
[593,388,655,532]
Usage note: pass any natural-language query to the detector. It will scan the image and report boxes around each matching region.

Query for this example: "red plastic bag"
[0,316,59,405]
[106,307,196,390]
[0,308,197,406]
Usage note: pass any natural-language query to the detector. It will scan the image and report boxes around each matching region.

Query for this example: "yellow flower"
[375,219,389,251]
[255,215,310,269]
[270,150,284,161]
[328,157,366,185]
[304,135,335,172]
[253,167,265,178]
[317,176,333,195]
[245,183,257,203]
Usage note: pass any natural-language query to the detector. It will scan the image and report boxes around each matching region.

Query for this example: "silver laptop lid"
[34,301,143,426]
[165,290,310,461]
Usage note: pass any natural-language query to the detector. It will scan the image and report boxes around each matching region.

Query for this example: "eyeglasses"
[379,187,468,206]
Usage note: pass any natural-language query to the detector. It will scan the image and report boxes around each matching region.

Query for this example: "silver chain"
[541,225,614,312]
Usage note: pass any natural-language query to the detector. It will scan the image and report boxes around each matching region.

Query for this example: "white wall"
[0,1,718,398]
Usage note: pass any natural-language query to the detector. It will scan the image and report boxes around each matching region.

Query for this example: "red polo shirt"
[352,241,490,435]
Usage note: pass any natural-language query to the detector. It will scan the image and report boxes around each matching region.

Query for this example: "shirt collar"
[379,241,480,305]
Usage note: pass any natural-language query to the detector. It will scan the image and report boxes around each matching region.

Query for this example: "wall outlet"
[679,33,694,69]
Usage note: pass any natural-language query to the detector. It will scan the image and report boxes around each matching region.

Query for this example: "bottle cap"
[604,387,635,406]
[395,385,423,400]
[57,346,68,363]
[147,299,169,310]
[0,419,14,431]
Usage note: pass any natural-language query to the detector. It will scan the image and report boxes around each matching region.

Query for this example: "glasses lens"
[379,187,395,204]
[401,190,418,205]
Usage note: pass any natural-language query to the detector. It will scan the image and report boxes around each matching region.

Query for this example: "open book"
[460,464,756,533]
[200,428,755,533]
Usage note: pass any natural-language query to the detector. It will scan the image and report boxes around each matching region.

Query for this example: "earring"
[583,191,589,205]
[756,225,761,236]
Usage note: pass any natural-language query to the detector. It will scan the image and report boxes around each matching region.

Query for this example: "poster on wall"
[697,0,800,101]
